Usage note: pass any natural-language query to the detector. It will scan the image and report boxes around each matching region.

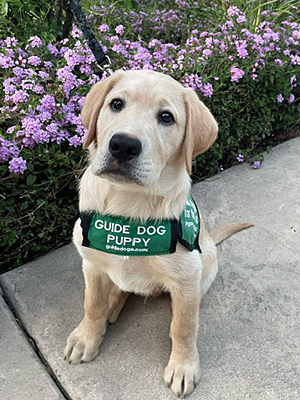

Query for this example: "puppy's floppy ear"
[183,88,218,174]
[81,71,124,149]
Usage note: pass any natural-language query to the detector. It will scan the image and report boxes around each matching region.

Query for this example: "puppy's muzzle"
[109,134,142,163]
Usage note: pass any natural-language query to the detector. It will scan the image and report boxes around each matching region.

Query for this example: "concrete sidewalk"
[1,138,300,400]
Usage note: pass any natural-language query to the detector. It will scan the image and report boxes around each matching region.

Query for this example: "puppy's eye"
[111,99,124,111]
[159,112,174,125]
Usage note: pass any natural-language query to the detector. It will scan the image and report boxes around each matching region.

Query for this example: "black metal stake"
[69,0,113,75]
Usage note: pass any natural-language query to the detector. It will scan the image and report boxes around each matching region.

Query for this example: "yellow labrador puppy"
[64,70,251,397]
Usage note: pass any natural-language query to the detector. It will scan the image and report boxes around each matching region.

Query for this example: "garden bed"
[1,0,299,273]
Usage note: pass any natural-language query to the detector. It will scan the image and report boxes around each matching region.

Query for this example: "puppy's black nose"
[109,134,142,162]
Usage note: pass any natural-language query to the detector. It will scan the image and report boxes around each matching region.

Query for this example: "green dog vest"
[80,195,201,256]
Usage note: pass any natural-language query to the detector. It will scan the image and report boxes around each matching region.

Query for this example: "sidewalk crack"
[0,289,72,400]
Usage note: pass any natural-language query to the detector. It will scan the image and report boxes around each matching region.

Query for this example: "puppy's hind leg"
[64,260,114,364]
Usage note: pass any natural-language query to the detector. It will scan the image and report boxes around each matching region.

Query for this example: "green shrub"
[0,144,84,272]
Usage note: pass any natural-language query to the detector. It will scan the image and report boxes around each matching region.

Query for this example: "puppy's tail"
[210,223,253,245]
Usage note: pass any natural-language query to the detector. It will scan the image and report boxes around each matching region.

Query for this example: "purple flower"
[288,94,295,103]
[32,85,45,94]
[69,135,82,147]
[115,25,125,35]
[225,20,234,29]
[33,129,50,144]
[78,96,85,108]
[22,115,42,134]
[7,126,16,134]
[237,154,244,162]
[219,41,228,52]
[57,66,78,97]
[237,15,246,24]
[99,24,109,32]
[252,161,261,169]
[44,61,53,69]
[79,64,92,75]
[203,49,213,56]
[0,54,15,68]
[37,94,56,113]
[39,111,52,122]
[228,6,239,16]
[72,25,83,38]
[55,130,69,144]
[176,1,190,8]
[109,35,119,43]
[181,73,203,91]
[149,38,160,47]
[274,58,283,66]
[64,49,84,69]
[3,80,16,94]
[26,68,37,78]
[11,89,29,103]
[47,43,59,56]
[253,34,264,46]
[200,82,213,97]
[29,36,42,48]
[46,122,58,135]
[4,37,18,47]
[205,37,213,48]
[290,75,297,89]
[230,66,245,82]
[236,40,248,58]
[0,137,20,162]
[12,66,25,78]
[9,157,27,174]
[38,71,49,80]
[277,94,284,103]
[28,56,41,66]
[290,55,300,65]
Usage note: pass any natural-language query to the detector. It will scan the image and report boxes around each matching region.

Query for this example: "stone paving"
[1,138,300,400]
[0,294,63,400]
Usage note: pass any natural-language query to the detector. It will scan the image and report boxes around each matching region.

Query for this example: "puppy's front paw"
[164,360,201,398]
[64,319,106,364]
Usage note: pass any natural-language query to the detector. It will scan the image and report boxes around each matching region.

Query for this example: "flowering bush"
[1,0,299,271]
[1,2,299,176]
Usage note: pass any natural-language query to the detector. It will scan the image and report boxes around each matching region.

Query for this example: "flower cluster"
[0,29,104,173]
[1,2,300,174]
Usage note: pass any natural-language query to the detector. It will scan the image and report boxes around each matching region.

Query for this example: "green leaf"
[27,162,34,172]
[4,197,15,206]
[1,1,8,16]
[27,174,37,186]
[69,181,77,190]
[20,202,29,210]
[7,231,17,246]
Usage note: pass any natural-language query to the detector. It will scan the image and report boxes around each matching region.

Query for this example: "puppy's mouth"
[95,159,146,186]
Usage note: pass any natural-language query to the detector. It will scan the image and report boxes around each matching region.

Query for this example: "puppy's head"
[81,70,217,186]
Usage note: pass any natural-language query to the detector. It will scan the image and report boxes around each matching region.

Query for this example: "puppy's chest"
[105,255,164,295]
